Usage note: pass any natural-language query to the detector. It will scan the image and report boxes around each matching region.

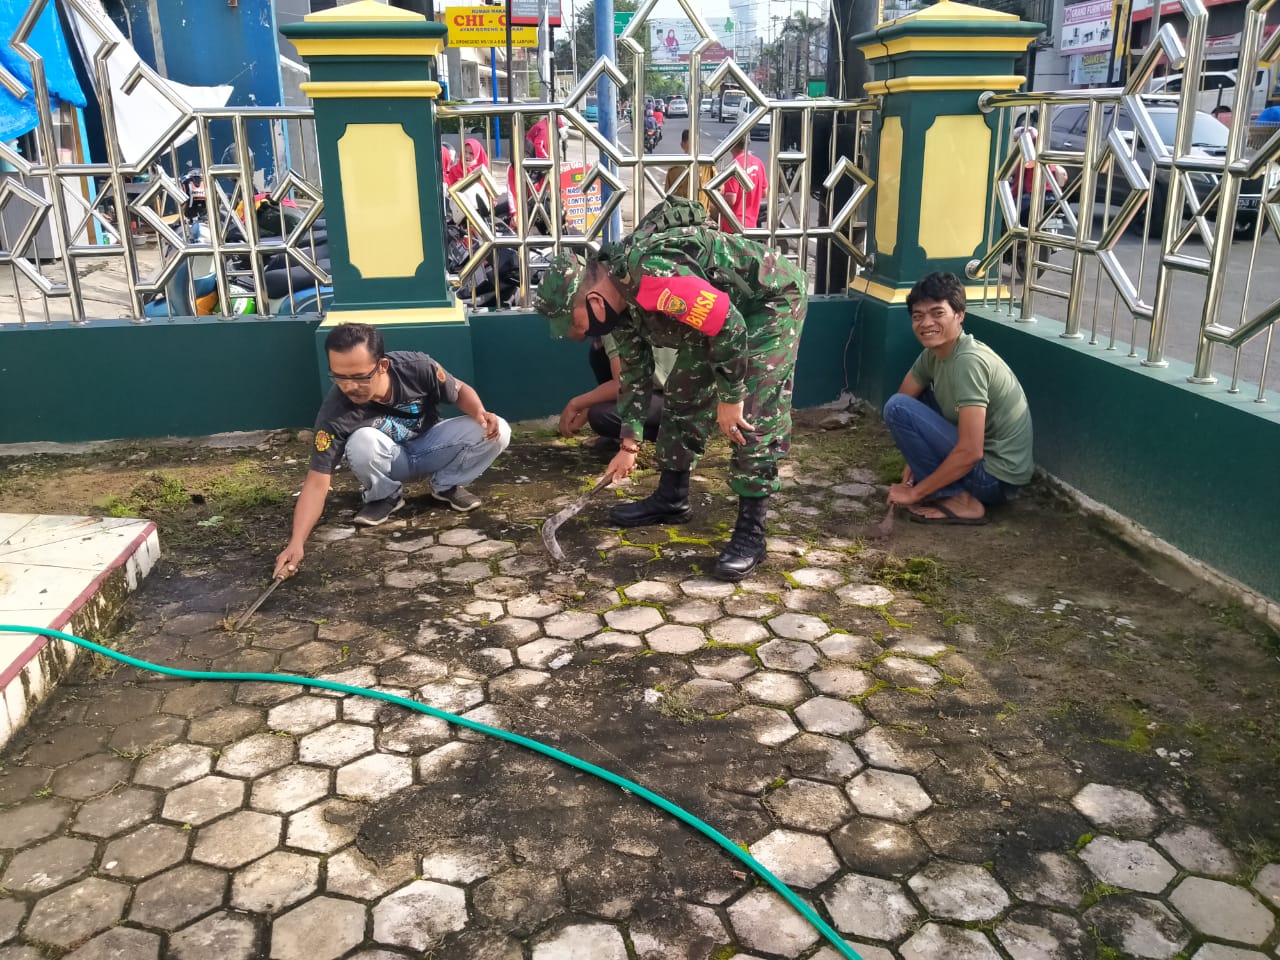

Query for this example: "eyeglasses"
[328,365,380,384]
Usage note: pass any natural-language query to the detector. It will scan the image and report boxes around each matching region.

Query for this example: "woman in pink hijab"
[450,138,489,184]
[442,144,458,187]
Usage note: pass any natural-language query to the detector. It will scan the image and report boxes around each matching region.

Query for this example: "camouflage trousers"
[656,290,807,497]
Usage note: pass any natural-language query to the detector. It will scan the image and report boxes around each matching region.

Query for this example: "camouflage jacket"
[603,225,805,440]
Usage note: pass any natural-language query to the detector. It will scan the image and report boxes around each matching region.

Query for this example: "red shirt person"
[720,137,767,231]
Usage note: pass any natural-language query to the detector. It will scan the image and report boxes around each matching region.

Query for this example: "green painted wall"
[964,307,1280,602]
[0,297,858,444]
[0,319,321,444]
[846,296,922,408]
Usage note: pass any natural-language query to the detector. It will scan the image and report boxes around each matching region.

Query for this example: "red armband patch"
[636,275,730,336]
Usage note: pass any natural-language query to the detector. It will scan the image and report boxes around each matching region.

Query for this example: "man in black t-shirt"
[273,323,510,580]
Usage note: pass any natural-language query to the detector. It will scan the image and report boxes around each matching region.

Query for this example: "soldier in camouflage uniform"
[534,200,807,581]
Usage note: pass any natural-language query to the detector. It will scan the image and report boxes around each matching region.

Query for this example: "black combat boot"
[610,469,691,527]
[713,496,769,581]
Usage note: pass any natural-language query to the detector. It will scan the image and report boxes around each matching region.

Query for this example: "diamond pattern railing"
[971,0,1280,401]
[0,0,327,325]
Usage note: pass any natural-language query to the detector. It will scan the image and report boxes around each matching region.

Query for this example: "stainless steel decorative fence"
[0,0,326,325]
[970,0,1280,401]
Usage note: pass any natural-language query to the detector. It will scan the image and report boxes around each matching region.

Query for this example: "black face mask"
[586,295,625,337]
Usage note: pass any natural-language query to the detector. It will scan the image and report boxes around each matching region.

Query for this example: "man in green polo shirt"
[884,272,1033,525]
[558,337,678,448]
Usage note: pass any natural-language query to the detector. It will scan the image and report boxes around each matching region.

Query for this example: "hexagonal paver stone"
[71,787,159,839]
[741,671,810,707]
[823,873,920,941]
[676,678,740,714]
[757,639,819,673]
[168,910,259,960]
[384,568,437,589]
[217,732,295,778]
[1155,825,1241,878]
[372,879,467,951]
[837,583,895,607]
[768,613,830,642]
[710,617,770,646]
[994,906,1093,960]
[583,632,644,656]
[818,632,882,664]
[997,850,1090,910]
[605,605,665,632]
[336,754,414,801]
[1190,946,1270,960]
[135,743,214,788]
[630,901,728,960]
[831,819,930,877]
[474,576,527,600]
[286,799,364,853]
[875,656,942,689]
[731,705,801,747]
[327,847,417,899]
[251,764,331,814]
[726,888,820,957]
[855,726,935,773]
[789,567,846,589]
[1253,863,1280,907]
[193,810,282,868]
[0,896,25,942]
[129,863,228,929]
[1085,895,1188,959]
[795,697,867,736]
[231,850,318,913]
[441,561,491,584]
[386,535,433,553]
[693,652,756,682]
[669,600,721,624]
[188,705,264,746]
[624,580,679,603]
[846,769,933,822]
[50,753,132,801]
[1169,877,1274,945]
[298,722,375,766]
[1071,783,1160,836]
[62,927,161,959]
[417,678,485,714]
[490,669,552,698]
[506,595,563,619]
[102,823,189,878]
[2,836,96,892]
[908,862,1010,921]
[749,830,841,888]
[530,922,628,959]
[22,877,130,948]
[0,798,72,849]
[644,624,706,654]
[271,895,367,960]
[681,578,736,600]
[419,836,507,885]
[900,923,1002,960]
[1080,836,1177,894]
[765,779,853,833]
[783,733,865,782]
[543,611,601,640]
[439,527,486,546]
[516,638,574,670]
[493,618,542,645]
[268,697,339,735]
[162,775,246,826]
[809,667,873,699]
[475,867,564,931]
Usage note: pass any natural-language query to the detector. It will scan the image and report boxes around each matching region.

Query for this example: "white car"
[1147,69,1270,118]
[700,97,713,114]
[666,96,689,118]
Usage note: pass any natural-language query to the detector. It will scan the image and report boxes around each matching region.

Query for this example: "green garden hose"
[0,623,863,960]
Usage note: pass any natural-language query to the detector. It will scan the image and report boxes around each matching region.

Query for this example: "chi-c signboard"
[445,7,538,47]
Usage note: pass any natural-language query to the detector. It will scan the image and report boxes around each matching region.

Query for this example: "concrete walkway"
[0,414,1277,960]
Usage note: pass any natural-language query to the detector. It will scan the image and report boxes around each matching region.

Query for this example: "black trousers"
[587,339,664,440]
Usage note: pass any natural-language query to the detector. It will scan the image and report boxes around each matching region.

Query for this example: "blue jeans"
[345,416,511,503]
[882,393,1016,505]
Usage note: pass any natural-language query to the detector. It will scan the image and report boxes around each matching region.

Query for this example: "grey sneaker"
[431,484,481,512]
[354,494,405,527]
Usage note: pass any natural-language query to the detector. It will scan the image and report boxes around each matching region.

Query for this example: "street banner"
[509,0,562,27]
[1069,51,1111,85]
[1059,0,1115,54]
[445,7,538,48]
[646,17,736,63]
[560,163,602,233]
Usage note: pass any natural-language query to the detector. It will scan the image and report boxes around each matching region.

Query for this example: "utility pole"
[569,0,579,83]
[594,0,621,240]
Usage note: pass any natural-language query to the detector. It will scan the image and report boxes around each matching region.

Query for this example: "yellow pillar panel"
[337,124,426,280]
[918,114,991,259]
[875,116,903,258]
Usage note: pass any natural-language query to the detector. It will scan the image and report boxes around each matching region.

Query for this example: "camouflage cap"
[534,252,585,338]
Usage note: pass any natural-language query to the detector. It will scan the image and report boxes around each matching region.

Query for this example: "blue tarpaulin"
[1,0,87,141]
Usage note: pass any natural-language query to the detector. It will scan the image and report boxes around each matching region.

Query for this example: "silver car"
[666,96,689,118]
